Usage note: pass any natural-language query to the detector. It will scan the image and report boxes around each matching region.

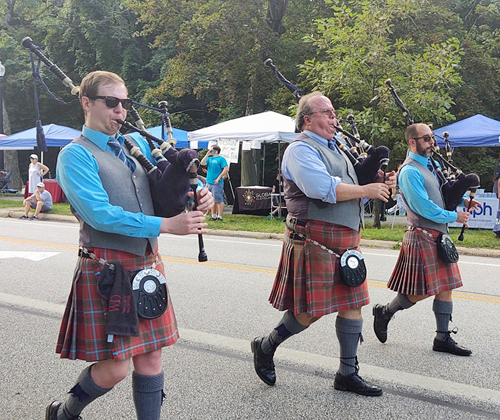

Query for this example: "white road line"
[1,291,499,407]
[0,251,59,261]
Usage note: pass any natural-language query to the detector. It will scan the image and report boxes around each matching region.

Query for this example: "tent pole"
[261,143,266,186]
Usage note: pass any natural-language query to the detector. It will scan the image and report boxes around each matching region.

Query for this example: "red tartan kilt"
[56,247,178,361]
[387,228,462,295]
[269,220,370,317]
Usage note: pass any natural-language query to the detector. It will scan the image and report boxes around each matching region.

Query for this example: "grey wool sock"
[132,370,165,420]
[261,310,307,354]
[336,316,363,377]
[387,293,415,315]
[433,299,453,341]
[59,364,112,420]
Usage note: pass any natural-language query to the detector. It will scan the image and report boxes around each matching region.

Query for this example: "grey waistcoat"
[400,156,447,234]
[71,135,157,255]
[284,134,363,231]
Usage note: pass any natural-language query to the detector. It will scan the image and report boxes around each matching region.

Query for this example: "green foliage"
[300,0,463,160]
[0,0,499,185]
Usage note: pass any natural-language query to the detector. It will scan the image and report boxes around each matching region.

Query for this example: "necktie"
[108,138,134,171]
[328,139,337,151]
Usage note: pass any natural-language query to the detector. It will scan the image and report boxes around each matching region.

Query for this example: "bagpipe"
[264,58,390,186]
[384,78,480,240]
[22,37,208,260]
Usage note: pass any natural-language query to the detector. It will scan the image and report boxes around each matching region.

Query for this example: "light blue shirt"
[56,126,162,238]
[399,151,458,224]
[281,130,342,203]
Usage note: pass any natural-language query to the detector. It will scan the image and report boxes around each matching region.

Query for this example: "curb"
[2,209,499,258]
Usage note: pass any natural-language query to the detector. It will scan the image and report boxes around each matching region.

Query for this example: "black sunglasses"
[413,134,435,143]
[89,96,133,111]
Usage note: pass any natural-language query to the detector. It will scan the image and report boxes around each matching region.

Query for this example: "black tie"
[108,138,134,171]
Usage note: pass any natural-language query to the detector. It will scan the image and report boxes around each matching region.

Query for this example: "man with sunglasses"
[46,71,213,420]
[251,91,396,396]
[373,123,479,357]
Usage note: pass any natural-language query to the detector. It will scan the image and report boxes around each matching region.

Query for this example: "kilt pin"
[56,247,178,362]
[269,219,370,316]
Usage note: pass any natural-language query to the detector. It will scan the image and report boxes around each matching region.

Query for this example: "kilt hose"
[269,219,369,317]
[56,247,178,361]
[387,227,462,296]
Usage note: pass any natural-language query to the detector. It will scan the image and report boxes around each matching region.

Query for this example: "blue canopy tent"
[0,124,81,150]
[0,124,189,150]
[434,114,500,148]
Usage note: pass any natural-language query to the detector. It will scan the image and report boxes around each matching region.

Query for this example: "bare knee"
[133,349,163,376]
[91,359,130,388]
[294,312,322,327]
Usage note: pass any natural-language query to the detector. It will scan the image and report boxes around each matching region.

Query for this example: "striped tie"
[108,137,134,171]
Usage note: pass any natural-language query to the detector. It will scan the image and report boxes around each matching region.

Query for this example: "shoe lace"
[340,356,359,375]
[438,327,459,344]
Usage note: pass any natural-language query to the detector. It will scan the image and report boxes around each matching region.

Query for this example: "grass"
[1,196,498,250]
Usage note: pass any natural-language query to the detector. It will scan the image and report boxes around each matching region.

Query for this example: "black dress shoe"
[373,304,392,343]
[251,336,276,386]
[433,330,472,356]
[334,371,383,396]
[46,401,82,420]
[46,401,62,420]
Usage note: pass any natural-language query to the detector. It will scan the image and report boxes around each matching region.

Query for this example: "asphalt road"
[0,218,499,419]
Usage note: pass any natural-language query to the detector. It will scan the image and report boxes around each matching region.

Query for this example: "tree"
[300,0,463,226]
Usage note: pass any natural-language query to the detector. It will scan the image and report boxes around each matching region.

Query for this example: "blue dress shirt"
[399,151,460,224]
[281,130,342,203]
[56,126,162,238]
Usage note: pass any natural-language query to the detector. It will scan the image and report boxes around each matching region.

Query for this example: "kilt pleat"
[269,220,369,316]
[56,248,178,361]
[387,228,462,296]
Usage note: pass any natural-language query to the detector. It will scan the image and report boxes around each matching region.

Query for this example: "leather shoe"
[334,371,383,396]
[433,331,472,356]
[251,336,276,386]
[373,304,392,343]
[46,401,81,420]
[45,401,62,420]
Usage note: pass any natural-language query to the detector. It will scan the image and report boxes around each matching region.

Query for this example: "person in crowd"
[251,91,396,397]
[200,144,228,220]
[19,181,53,220]
[373,123,480,357]
[492,154,500,238]
[27,153,49,193]
[45,70,213,420]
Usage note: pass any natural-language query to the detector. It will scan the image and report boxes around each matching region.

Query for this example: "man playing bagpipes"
[251,91,396,396]
[46,71,213,420]
[373,123,480,357]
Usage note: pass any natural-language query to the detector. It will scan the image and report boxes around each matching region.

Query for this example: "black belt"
[288,217,308,227]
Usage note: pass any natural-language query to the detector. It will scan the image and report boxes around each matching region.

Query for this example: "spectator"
[200,145,228,220]
[19,182,53,220]
[27,154,49,193]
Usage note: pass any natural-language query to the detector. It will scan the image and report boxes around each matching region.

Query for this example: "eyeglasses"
[306,109,337,118]
[88,96,133,111]
[412,134,435,143]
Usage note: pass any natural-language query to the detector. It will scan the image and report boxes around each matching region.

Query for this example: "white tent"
[187,111,299,149]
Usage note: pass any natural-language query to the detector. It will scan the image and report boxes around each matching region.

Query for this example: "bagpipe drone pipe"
[264,58,390,186]
[384,79,480,240]
[21,37,204,231]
